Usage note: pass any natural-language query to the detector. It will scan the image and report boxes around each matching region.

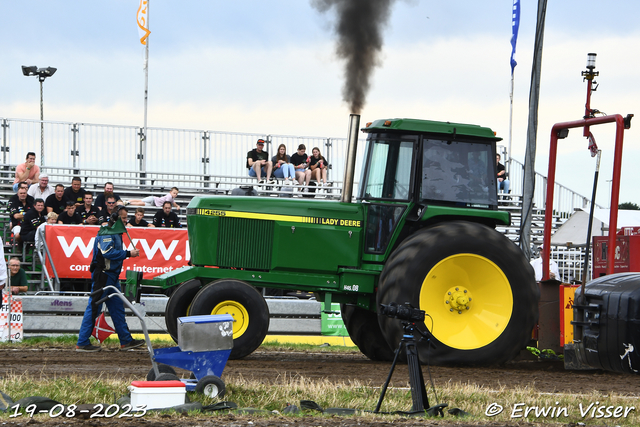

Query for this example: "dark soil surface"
[1,346,638,395]
[0,345,638,426]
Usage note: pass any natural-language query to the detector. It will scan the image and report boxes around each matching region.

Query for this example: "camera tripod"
[374,320,440,414]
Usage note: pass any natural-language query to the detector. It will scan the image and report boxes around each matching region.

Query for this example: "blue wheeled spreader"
[93,284,233,398]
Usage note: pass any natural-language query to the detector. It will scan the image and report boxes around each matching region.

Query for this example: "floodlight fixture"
[21,65,57,166]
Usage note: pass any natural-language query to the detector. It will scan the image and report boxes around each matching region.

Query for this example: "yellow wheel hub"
[444,285,472,312]
[419,254,513,350]
[211,300,249,338]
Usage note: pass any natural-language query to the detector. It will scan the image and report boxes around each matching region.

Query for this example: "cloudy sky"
[1,1,639,204]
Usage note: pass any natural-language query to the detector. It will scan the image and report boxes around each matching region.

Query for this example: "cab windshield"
[421,139,497,207]
[358,136,415,201]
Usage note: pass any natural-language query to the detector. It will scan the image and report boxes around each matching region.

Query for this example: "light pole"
[22,65,57,167]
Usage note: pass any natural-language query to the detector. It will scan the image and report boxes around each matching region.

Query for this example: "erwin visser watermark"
[485,402,635,419]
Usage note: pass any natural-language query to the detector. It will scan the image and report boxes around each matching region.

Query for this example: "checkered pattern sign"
[0,294,23,342]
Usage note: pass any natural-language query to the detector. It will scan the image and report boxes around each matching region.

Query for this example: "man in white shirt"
[27,174,54,200]
[530,245,561,281]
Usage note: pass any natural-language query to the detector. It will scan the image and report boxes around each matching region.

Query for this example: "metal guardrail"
[21,295,322,336]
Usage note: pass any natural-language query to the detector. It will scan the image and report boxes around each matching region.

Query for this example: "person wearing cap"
[27,173,54,200]
[76,207,143,352]
[57,201,83,225]
[246,139,274,184]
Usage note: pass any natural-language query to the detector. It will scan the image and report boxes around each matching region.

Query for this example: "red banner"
[44,225,189,280]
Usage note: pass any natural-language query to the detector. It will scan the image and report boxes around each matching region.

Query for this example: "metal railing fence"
[2,117,595,216]
[507,157,602,215]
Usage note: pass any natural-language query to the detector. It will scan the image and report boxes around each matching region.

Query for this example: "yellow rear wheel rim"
[211,300,249,338]
[419,254,513,350]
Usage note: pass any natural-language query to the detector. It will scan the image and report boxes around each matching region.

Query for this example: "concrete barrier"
[21,295,322,336]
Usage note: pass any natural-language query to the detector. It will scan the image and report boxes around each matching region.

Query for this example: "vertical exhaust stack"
[341,114,360,203]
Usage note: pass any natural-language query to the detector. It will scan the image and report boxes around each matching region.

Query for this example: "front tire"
[188,279,270,359]
[164,279,202,342]
[377,221,538,365]
[341,304,395,361]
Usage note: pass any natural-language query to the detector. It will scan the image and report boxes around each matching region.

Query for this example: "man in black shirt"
[9,182,35,206]
[94,182,123,212]
[57,201,83,225]
[153,202,181,228]
[79,193,100,225]
[21,199,47,242]
[129,208,153,227]
[98,195,119,225]
[9,187,33,243]
[63,177,86,207]
[496,153,510,194]
[45,184,67,215]
[246,139,274,184]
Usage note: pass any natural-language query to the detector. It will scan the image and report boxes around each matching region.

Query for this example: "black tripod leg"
[406,340,429,412]
[374,339,403,413]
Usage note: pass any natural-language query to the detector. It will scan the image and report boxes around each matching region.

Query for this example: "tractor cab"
[357,118,504,256]
[359,118,500,208]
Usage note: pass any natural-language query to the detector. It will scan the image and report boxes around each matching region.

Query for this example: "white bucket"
[128,380,186,410]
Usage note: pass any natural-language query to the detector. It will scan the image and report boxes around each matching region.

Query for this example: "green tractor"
[142,114,538,365]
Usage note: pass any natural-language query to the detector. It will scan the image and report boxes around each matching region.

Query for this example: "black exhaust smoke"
[312,0,396,113]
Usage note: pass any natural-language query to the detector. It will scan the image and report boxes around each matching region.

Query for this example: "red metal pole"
[543,115,626,279]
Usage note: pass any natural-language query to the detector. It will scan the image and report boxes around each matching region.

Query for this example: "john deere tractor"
[142,114,538,365]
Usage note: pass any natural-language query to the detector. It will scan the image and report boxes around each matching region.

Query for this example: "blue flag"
[510,0,520,75]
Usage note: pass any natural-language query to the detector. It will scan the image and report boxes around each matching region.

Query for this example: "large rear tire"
[188,279,269,359]
[377,221,538,365]
[164,279,202,342]
[341,304,395,361]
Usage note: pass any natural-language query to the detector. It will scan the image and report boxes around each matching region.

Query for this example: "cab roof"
[362,118,502,141]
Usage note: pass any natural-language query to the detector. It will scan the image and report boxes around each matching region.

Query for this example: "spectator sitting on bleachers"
[153,201,181,228]
[129,207,154,227]
[27,174,54,200]
[9,182,34,206]
[45,184,67,215]
[126,187,180,211]
[20,198,47,242]
[9,187,33,244]
[79,193,100,225]
[247,139,274,184]
[94,182,124,212]
[98,195,119,225]
[63,176,86,207]
[272,144,296,185]
[12,152,40,192]
[58,201,83,225]
[7,257,29,294]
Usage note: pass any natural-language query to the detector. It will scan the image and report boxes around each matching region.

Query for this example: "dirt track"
[0,345,639,426]
[1,346,638,395]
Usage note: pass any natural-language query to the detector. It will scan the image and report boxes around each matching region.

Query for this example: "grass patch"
[5,335,358,353]
[0,373,637,425]
[259,340,358,353]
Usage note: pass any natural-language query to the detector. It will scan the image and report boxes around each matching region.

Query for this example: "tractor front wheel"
[341,304,395,361]
[377,221,538,365]
[164,279,202,342]
[188,279,270,359]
